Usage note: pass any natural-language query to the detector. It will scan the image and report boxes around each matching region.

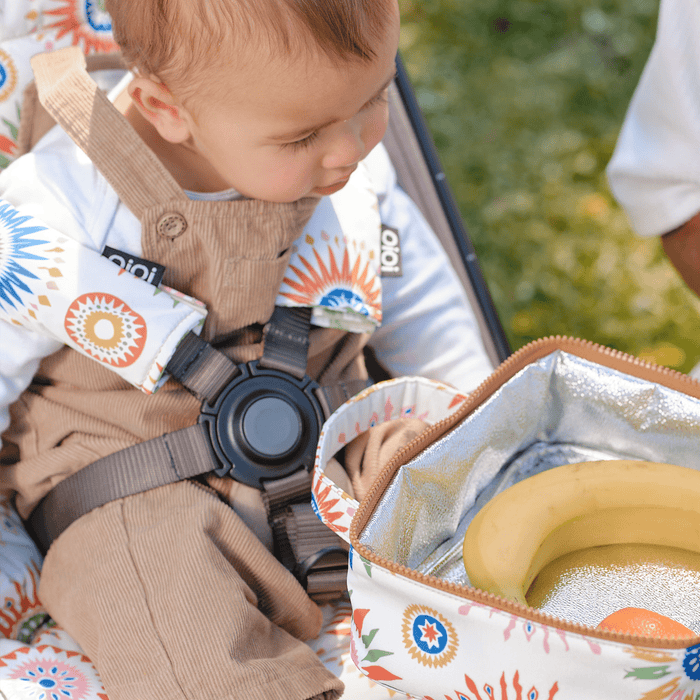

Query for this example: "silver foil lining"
[359,350,700,629]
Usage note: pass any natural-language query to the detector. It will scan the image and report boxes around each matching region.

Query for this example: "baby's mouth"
[313,169,356,196]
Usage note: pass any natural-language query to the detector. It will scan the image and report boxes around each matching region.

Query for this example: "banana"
[462,460,700,606]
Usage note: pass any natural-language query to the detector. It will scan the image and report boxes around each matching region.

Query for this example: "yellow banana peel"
[462,460,700,606]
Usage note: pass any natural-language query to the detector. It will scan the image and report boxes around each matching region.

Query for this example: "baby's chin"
[311,184,347,197]
[239,175,353,201]
[253,178,352,202]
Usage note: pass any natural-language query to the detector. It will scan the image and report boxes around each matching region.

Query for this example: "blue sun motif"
[684,643,700,680]
[85,0,112,32]
[319,288,370,315]
[0,201,49,312]
[401,604,459,668]
[412,613,448,654]
[279,245,381,324]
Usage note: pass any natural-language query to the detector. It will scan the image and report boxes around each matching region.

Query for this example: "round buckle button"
[242,395,302,457]
[198,360,326,489]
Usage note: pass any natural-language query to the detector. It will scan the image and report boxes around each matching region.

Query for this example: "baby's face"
[181,5,400,202]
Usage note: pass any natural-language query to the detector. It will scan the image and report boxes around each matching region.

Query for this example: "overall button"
[157,212,188,239]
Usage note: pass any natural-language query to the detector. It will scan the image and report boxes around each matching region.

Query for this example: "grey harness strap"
[28,307,365,598]
[28,423,217,550]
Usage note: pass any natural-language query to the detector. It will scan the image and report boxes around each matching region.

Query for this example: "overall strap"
[30,47,187,217]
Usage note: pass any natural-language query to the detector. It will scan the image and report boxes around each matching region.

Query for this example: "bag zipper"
[350,336,700,649]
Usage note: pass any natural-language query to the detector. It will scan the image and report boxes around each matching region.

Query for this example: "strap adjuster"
[297,549,350,603]
[263,483,349,601]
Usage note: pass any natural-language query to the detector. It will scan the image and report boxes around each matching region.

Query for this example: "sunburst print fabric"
[277,161,382,334]
[0,199,207,393]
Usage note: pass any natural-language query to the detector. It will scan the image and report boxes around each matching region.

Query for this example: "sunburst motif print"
[10,657,91,699]
[0,48,18,102]
[64,293,146,367]
[84,0,112,31]
[0,202,49,312]
[0,105,20,168]
[401,604,459,668]
[45,0,119,53]
[279,245,380,323]
[622,645,700,699]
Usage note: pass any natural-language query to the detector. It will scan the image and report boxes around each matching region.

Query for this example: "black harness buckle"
[27,306,351,602]
[198,360,326,489]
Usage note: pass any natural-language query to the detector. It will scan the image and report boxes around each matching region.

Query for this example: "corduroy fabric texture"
[39,479,342,700]
[344,417,430,501]
[1,47,371,700]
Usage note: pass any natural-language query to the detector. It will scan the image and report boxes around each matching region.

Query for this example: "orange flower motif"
[0,563,46,641]
[430,671,559,700]
[0,135,16,156]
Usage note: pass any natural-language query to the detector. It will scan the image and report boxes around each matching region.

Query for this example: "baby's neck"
[118,96,231,193]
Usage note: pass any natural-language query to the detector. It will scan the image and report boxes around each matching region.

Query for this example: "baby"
[0,1,492,698]
[113,0,398,202]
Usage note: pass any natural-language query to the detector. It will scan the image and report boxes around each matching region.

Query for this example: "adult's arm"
[661,212,700,298]
[606,0,700,239]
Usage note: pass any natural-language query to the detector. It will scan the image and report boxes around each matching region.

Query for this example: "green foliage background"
[398,0,700,372]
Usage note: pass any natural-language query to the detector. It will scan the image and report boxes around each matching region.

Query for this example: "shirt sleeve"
[606,0,700,237]
[0,325,63,436]
[364,143,494,393]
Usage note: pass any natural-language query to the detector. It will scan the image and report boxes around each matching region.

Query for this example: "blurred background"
[397,0,700,373]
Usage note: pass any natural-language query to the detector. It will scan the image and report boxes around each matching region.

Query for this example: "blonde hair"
[105,0,395,102]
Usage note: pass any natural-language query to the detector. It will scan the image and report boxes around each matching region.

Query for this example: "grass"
[398,0,700,373]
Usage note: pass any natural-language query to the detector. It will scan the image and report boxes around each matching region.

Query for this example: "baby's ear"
[127,77,191,143]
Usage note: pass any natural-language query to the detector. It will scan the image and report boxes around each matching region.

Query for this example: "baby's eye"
[363,88,390,110]
[281,130,321,152]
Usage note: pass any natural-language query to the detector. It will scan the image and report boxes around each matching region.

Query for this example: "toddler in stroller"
[0,1,495,698]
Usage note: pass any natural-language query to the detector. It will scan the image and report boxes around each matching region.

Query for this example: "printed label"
[380,225,402,277]
[102,246,165,287]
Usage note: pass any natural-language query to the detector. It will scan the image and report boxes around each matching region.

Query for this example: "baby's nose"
[322,125,365,170]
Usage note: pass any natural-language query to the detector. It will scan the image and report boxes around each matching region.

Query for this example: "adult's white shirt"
[606,0,700,237]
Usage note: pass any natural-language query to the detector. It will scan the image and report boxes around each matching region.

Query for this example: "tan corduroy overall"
[0,50,382,700]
